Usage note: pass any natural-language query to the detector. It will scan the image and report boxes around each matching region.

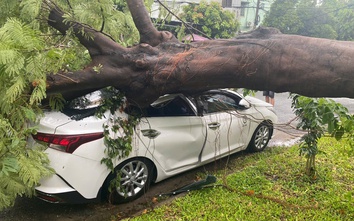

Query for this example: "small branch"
[56,73,79,83]
[65,0,73,10]
[99,0,105,32]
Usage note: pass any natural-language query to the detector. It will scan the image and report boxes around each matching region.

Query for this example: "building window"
[240,1,249,16]
[222,0,232,8]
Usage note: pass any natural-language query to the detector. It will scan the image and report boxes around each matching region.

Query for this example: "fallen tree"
[2,0,354,210]
[45,0,354,107]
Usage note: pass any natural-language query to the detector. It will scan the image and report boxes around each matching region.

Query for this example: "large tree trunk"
[45,0,354,107]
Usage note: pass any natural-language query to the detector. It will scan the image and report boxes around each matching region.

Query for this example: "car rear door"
[138,95,206,172]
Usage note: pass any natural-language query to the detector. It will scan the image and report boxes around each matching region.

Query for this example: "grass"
[123,137,354,221]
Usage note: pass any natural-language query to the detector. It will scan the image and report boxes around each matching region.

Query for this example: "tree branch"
[44,2,354,108]
[47,4,123,56]
[127,0,178,46]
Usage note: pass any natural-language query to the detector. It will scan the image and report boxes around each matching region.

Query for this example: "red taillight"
[32,132,104,153]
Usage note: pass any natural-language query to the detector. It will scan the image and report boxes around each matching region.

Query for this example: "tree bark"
[45,0,354,107]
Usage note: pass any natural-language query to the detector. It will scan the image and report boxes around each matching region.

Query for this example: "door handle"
[141,129,161,139]
[208,122,220,130]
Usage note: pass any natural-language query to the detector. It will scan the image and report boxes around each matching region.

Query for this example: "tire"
[247,122,273,152]
[103,158,154,204]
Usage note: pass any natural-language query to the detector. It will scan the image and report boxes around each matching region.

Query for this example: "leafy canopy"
[263,0,354,40]
[322,0,354,41]
[0,17,54,211]
[179,0,240,39]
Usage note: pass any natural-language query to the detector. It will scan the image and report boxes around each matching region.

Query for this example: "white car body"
[31,89,277,204]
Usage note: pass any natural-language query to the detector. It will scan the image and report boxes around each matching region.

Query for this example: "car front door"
[198,92,250,162]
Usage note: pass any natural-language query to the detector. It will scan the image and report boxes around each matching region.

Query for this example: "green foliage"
[291,95,354,176]
[241,88,256,97]
[19,0,43,23]
[263,0,342,39]
[0,1,21,26]
[322,0,354,40]
[93,87,140,172]
[85,87,143,195]
[179,0,240,39]
[296,0,337,39]
[0,17,57,210]
[55,0,140,46]
[263,0,302,34]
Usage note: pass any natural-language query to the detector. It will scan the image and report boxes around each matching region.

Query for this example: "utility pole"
[254,0,261,29]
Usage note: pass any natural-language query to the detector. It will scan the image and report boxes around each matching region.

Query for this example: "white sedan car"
[30,89,277,204]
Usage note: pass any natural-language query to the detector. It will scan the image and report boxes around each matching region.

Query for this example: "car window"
[67,90,103,110]
[200,94,239,114]
[62,90,106,120]
[144,96,196,117]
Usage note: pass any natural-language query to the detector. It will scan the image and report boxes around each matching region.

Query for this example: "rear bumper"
[41,145,110,200]
[35,189,99,204]
[35,174,100,204]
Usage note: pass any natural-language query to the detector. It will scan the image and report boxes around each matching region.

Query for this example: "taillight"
[32,132,104,153]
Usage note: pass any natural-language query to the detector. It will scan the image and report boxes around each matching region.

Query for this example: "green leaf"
[0,157,19,176]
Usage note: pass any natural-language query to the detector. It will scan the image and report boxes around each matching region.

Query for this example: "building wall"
[221,0,273,32]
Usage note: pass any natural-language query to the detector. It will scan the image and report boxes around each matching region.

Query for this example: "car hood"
[245,96,273,107]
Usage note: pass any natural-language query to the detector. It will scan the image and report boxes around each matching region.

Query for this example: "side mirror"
[239,99,250,109]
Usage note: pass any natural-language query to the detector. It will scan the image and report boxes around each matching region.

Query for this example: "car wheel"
[247,122,272,152]
[103,158,154,204]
